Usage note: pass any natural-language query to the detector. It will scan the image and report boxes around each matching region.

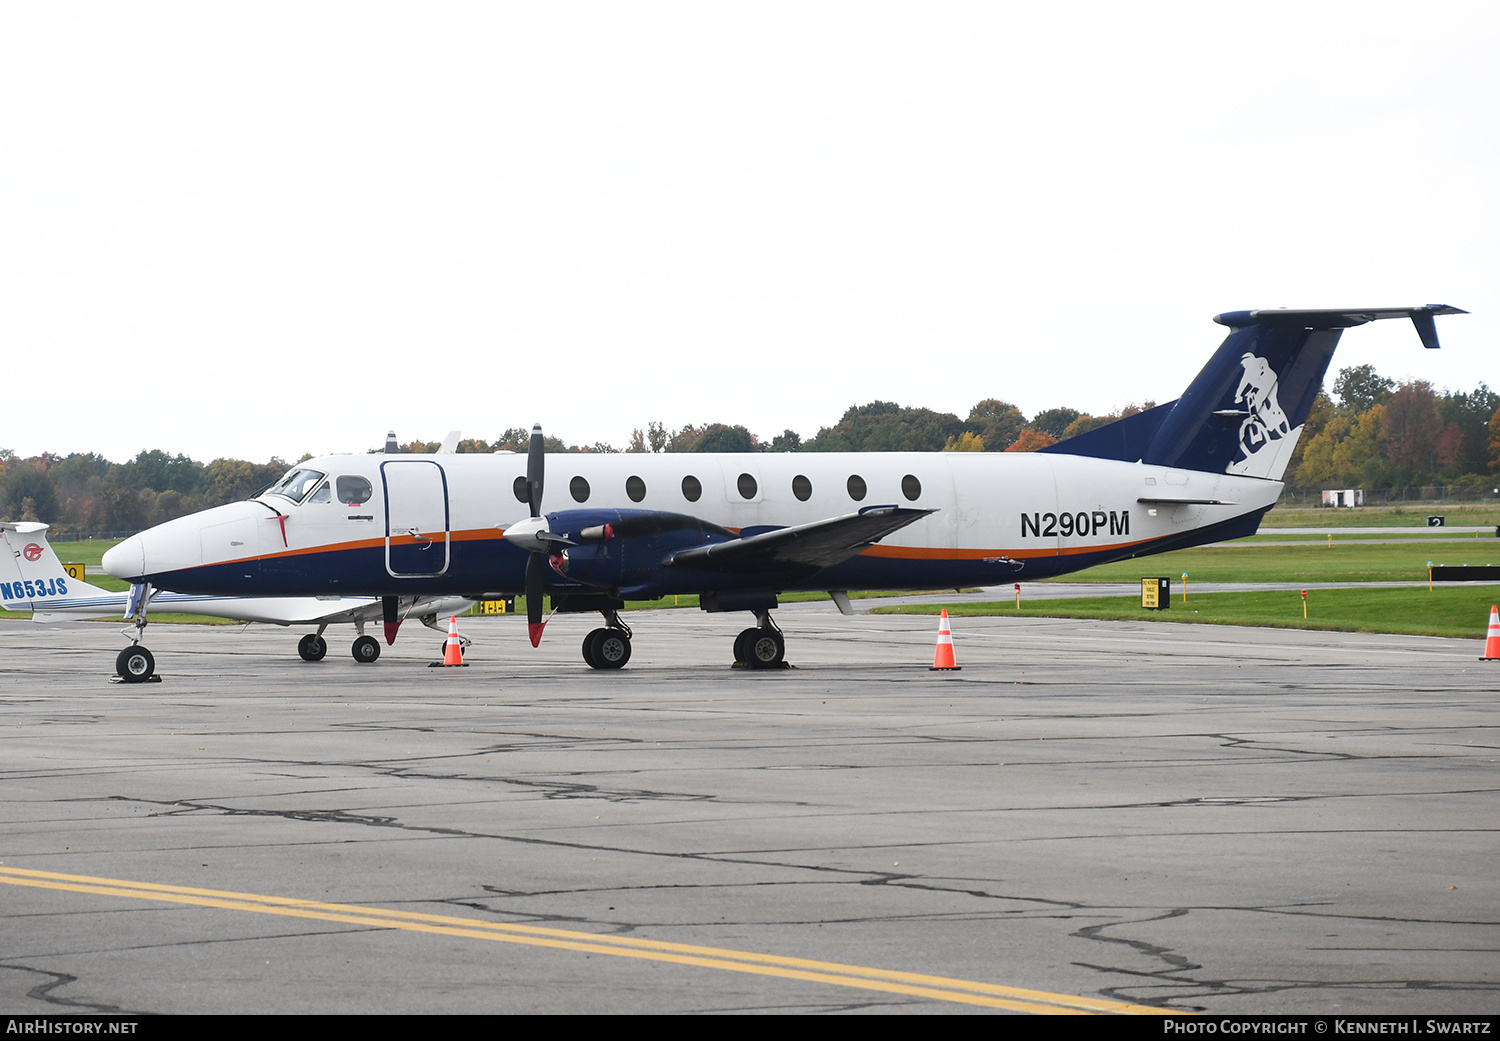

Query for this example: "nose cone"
[104,500,269,583]
[102,535,145,581]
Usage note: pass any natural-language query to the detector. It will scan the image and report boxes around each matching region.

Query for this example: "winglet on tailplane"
[1040,305,1467,480]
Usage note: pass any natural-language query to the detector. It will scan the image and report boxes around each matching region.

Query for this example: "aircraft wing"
[147,594,474,626]
[280,595,473,626]
[665,506,935,571]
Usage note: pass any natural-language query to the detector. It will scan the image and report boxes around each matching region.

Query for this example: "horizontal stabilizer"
[1137,497,1236,506]
[666,506,934,571]
[1213,305,1465,350]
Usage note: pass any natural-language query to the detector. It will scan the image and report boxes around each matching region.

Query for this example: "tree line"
[4,368,1497,533]
[1287,366,1498,492]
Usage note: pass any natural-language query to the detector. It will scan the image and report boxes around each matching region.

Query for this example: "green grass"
[48,538,128,589]
[871,586,1500,639]
[1054,539,1500,585]
[1263,502,1500,528]
[1238,530,1496,542]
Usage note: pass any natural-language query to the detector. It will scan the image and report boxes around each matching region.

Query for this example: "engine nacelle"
[542,509,735,594]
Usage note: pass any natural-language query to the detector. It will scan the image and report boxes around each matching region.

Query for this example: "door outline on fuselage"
[380,459,451,578]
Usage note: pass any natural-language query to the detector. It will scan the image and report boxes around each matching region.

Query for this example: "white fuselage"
[103,450,1282,598]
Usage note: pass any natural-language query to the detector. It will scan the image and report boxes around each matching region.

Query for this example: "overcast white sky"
[2,2,1495,463]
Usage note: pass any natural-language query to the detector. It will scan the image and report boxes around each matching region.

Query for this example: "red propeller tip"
[384,620,401,645]
[528,621,546,647]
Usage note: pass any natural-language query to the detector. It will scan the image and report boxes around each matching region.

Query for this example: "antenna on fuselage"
[384,430,398,454]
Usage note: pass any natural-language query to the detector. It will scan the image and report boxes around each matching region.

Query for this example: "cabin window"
[847,474,867,501]
[267,468,326,504]
[570,476,590,503]
[792,475,812,501]
[902,474,921,501]
[737,473,758,499]
[626,476,646,502]
[513,476,529,503]
[682,475,702,502]
[337,476,373,505]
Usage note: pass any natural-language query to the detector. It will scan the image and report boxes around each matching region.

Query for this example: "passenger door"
[381,460,450,577]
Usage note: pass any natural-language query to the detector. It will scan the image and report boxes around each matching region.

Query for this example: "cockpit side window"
[337,476,373,506]
[308,483,332,504]
[267,468,327,504]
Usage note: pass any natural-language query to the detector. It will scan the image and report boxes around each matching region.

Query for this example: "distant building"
[1321,489,1364,508]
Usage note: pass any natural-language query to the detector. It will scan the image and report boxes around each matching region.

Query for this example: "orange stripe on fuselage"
[194,528,1162,571]
[192,527,506,571]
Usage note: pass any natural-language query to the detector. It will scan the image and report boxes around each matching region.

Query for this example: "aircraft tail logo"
[1231,352,1292,469]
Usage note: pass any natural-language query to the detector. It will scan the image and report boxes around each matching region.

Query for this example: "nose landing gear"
[115,645,156,682]
[113,582,159,684]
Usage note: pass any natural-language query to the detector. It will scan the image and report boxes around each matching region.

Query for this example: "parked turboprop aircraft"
[102,306,1463,681]
[1,522,471,679]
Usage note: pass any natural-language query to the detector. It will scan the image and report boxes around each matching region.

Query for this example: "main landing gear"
[575,607,788,670]
[582,609,632,670]
[733,610,786,669]
[296,621,383,663]
[351,619,381,663]
[296,613,470,665]
[298,625,328,662]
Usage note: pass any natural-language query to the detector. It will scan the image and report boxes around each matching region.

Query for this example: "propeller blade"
[525,551,546,647]
[527,423,545,519]
[382,595,401,645]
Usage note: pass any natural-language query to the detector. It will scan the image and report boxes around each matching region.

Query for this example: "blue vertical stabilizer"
[1042,305,1465,480]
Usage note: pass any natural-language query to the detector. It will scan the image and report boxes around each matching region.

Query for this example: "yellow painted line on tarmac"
[0,865,1179,1014]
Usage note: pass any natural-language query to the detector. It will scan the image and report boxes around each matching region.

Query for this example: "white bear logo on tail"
[1229,352,1293,473]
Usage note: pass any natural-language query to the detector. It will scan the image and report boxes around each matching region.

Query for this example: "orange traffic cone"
[1482,605,1500,661]
[930,609,960,671]
[433,615,468,667]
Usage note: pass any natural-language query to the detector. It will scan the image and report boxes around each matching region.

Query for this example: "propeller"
[501,424,584,646]
[528,429,552,648]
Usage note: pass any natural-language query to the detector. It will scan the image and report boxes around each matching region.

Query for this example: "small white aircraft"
[1,521,472,679]
[102,306,1464,681]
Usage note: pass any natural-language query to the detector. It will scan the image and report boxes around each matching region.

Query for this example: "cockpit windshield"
[265,468,327,504]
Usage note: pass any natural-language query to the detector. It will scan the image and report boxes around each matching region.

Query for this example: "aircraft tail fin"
[1037,401,1176,464]
[1042,305,1465,480]
[0,522,115,613]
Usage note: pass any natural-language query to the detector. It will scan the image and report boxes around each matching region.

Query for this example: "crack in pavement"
[1071,907,1500,1009]
[0,963,140,1015]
